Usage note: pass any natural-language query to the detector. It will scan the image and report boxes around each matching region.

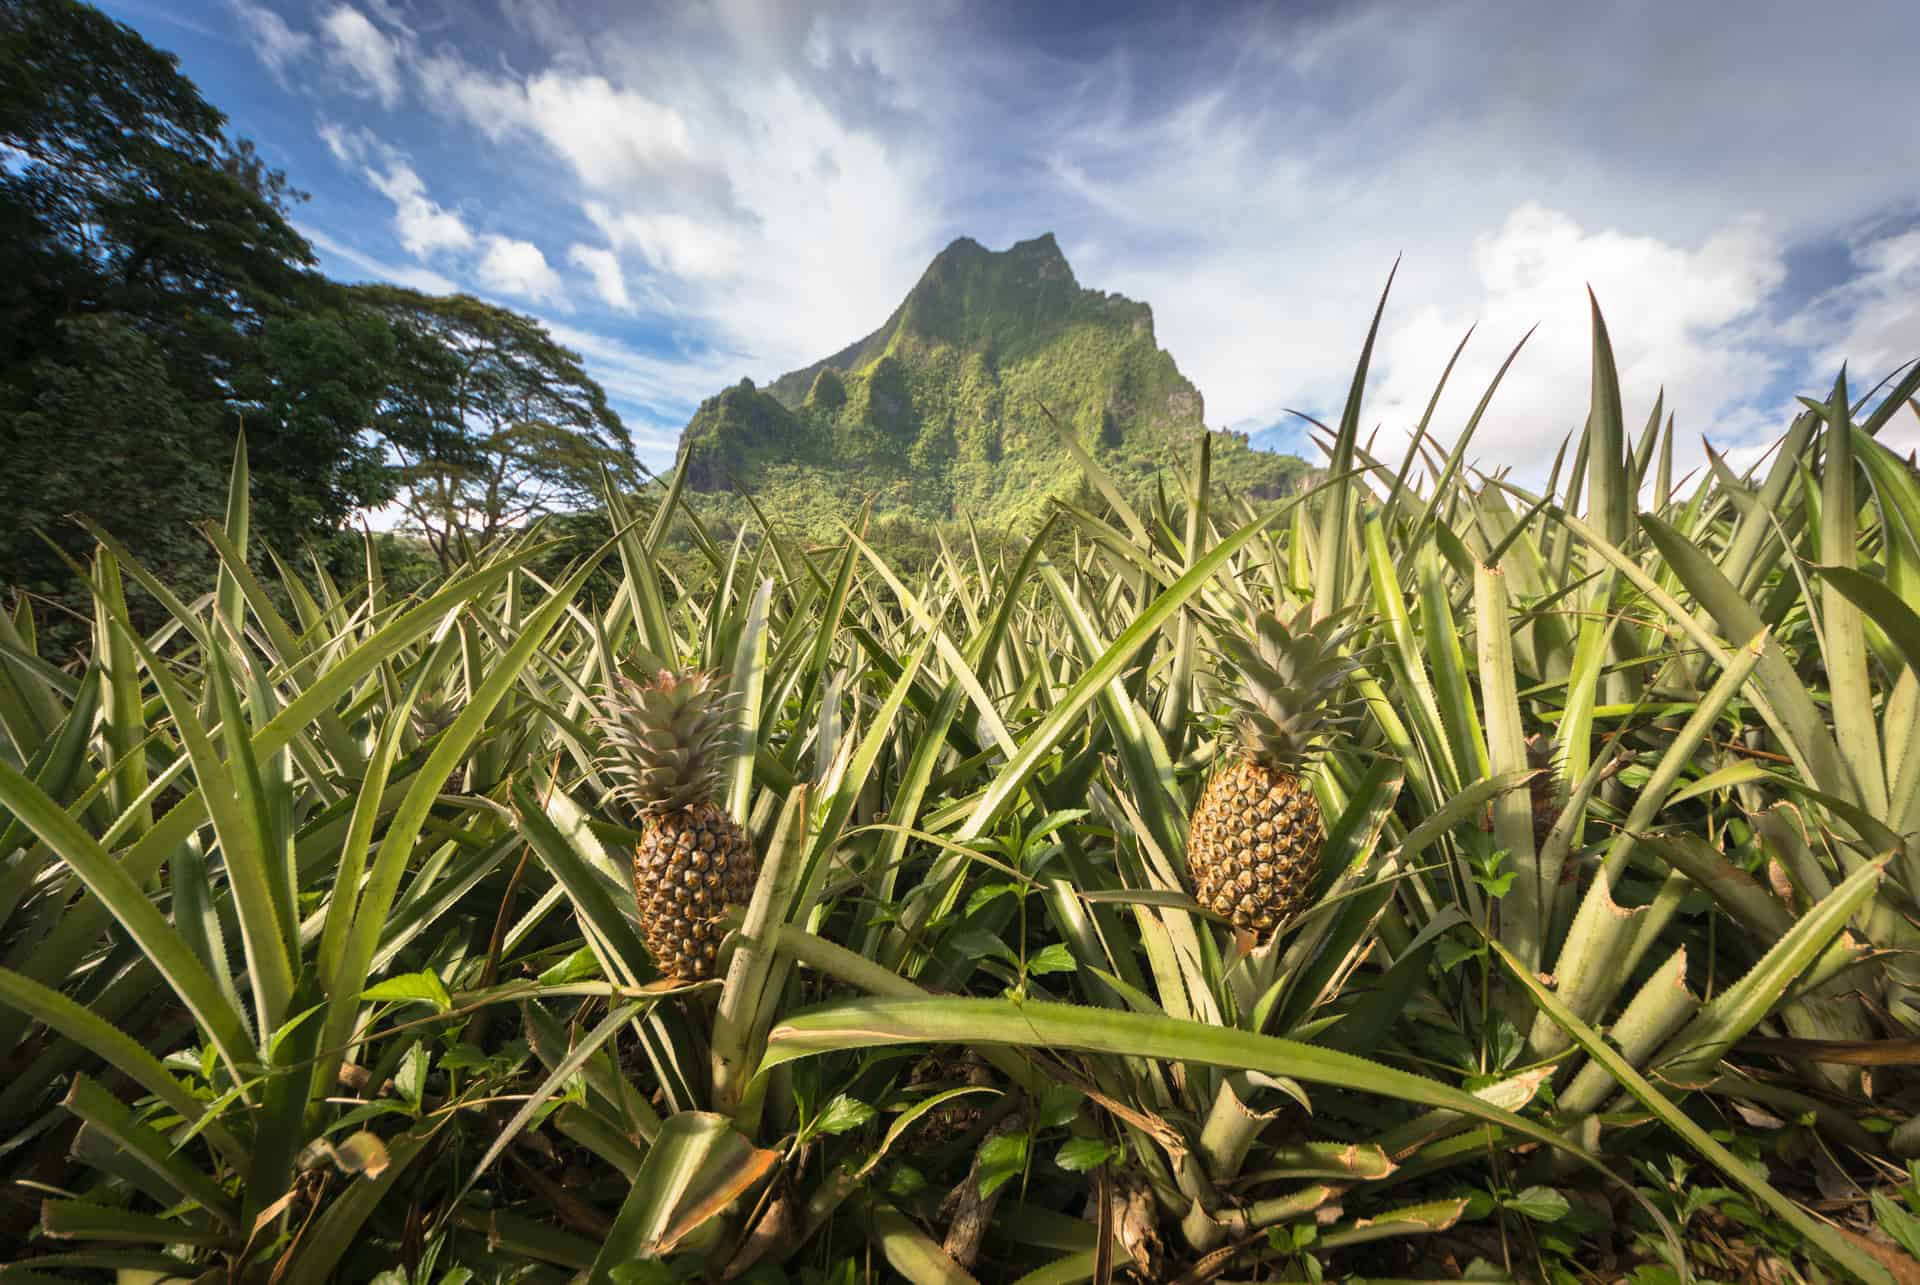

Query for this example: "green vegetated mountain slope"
[676,233,1309,539]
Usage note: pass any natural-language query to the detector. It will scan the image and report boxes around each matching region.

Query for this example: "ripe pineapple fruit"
[592,669,755,981]
[1188,608,1358,937]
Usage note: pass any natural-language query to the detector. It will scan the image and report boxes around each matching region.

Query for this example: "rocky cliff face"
[675,233,1305,535]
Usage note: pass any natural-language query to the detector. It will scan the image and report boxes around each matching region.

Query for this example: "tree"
[0,0,395,633]
[354,286,638,570]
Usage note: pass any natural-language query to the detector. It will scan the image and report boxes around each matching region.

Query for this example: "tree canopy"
[354,286,637,571]
[0,0,628,639]
[0,0,368,615]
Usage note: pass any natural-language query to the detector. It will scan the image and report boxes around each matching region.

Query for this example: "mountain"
[675,233,1308,539]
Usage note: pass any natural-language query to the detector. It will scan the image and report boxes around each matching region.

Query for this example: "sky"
[104,0,1920,482]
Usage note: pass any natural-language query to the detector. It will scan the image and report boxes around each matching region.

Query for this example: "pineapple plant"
[592,668,756,981]
[409,688,461,742]
[1188,607,1358,937]
[1479,733,1564,849]
[1524,732,1564,850]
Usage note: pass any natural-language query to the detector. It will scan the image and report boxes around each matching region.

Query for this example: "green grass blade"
[214,432,248,636]
[458,1000,645,1206]
[315,552,608,1096]
[605,471,678,665]
[711,785,810,1114]
[1658,857,1887,1082]
[1157,431,1210,752]
[869,1202,983,1285]
[38,1200,233,1248]
[514,780,651,986]
[1582,290,1628,550]
[117,618,292,1037]
[1542,630,1765,1045]
[89,552,149,839]
[1640,512,1857,806]
[1313,262,1396,612]
[1476,560,1540,964]
[1814,376,1890,817]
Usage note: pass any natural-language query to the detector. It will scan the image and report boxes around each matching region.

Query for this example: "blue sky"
[103,0,1920,479]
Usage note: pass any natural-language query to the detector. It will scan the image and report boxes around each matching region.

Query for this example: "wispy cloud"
[320,4,404,109]
[568,244,633,311]
[1366,205,1790,481]
[1795,225,1920,385]
[313,123,472,260]
[298,224,458,294]
[538,319,744,439]
[408,22,943,374]
[367,160,473,258]
[228,0,311,76]
[1019,0,1920,477]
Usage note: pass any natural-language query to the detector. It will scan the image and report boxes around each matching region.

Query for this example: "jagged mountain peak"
[676,234,1305,533]
[764,233,1109,408]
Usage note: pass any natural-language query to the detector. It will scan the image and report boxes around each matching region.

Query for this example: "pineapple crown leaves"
[409,688,461,740]
[1209,604,1368,770]
[590,667,740,817]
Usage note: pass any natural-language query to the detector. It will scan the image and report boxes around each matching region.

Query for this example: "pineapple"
[592,669,755,981]
[1188,607,1358,937]
[409,689,460,742]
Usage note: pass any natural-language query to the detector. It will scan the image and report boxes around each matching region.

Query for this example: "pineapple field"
[6,289,1920,1284]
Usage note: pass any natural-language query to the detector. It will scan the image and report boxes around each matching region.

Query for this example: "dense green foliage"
[0,0,629,641]
[0,288,1917,1281]
[0,0,375,607]
[678,234,1310,540]
[353,286,637,571]
[8,4,1920,1280]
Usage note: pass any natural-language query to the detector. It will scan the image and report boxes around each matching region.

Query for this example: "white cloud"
[586,206,741,282]
[321,5,404,109]
[366,160,474,258]
[1800,227,1920,387]
[409,22,941,374]
[315,120,365,165]
[298,224,457,294]
[415,52,528,140]
[313,124,475,262]
[476,236,566,307]
[568,244,633,311]
[802,15,832,71]
[500,0,589,60]
[1793,224,1920,460]
[229,1,311,76]
[523,73,696,191]
[1883,407,1920,464]
[1021,0,1920,478]
[540,319,745,454]
[1362,205,1789,484]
